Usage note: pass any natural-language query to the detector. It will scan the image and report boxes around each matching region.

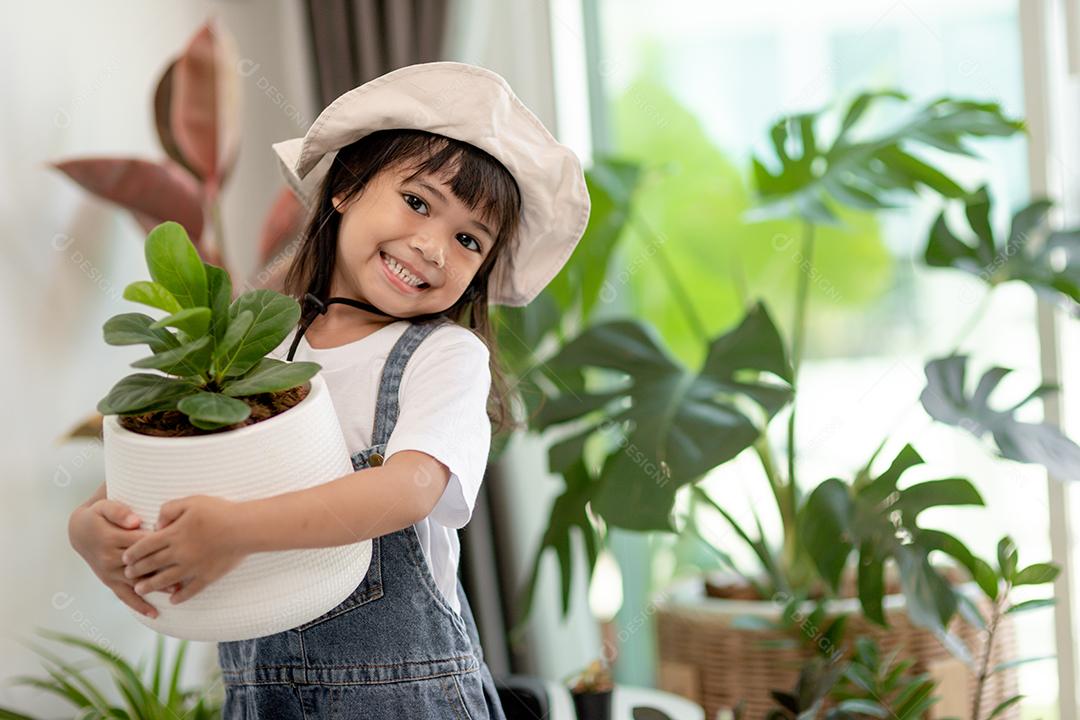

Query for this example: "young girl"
[67,61,590,718]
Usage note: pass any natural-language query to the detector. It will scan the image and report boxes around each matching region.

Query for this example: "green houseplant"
[55,18,307,442]
[97,220,370,643]
[501,90,1076,714]
[97,220,319,433]
[0,630,222,719]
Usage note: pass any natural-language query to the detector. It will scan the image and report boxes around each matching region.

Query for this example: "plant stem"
[630,213,709,343]
[210,199,227,271]
[782,220,816,569]
[972,586,1006,720]
[632,211,806,589]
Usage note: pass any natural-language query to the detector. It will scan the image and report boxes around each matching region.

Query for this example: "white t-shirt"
[268,320,492,615]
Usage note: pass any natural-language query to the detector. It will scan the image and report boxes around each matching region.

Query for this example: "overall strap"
[370,319,450,446]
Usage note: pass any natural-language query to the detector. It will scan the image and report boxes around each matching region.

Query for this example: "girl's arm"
[121,451,451,603]
[240,450,451,552]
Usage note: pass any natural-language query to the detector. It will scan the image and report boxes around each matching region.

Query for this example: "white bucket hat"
[272,61,591,308]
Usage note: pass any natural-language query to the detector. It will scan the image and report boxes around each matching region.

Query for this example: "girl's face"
[329,163,494,318]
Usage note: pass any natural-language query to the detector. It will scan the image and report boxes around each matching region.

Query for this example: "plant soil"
[117,384,310,437]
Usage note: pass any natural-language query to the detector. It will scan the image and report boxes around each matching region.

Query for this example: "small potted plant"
[98,220,370,642]
[567,658,615,720]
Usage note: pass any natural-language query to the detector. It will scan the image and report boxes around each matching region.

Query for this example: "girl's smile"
[325,164,493,323]
[379,250,430,292]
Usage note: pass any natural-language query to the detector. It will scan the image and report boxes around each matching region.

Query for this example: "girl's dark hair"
[282,128,523,438]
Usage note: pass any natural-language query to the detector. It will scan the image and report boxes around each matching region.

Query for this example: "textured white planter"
[103,373,370,642]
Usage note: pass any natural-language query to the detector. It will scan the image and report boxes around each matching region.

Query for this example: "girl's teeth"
[383,253,425,287]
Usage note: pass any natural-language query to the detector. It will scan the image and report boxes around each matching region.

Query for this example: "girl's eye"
[403,193,428,215]
[457,234,481,253]
[404,193,484,254]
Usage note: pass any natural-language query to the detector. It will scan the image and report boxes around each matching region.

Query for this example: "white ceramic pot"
[103,373,370,642]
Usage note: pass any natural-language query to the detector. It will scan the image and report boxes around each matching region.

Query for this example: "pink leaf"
[247,188,306,293]
[153,60,200,179]
[170,18,242,199]
[51,157,205,244]
[259,188,305,263]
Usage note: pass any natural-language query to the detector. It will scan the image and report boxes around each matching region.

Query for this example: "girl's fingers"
[171,577,203,604]
[133,566,184,595]
[109,581,159,619]
[124,547,172,580]
[95,500,141,529]
[122,531,169,565]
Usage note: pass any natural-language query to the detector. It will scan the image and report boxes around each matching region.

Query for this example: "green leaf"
[857,541,887,626]
[205,262,233,344]
[97,373,199,415]
[987,694,1024,720]
[144,221,208,309]
[217,290,302,378]
[895,477,983,519]
[150,307,212,339]
[920,354,1080,481]
[834,699,888,718]
[993,656,1054,673]
[924,189,1080,312]
[511,459,603,634]
[998,536,1019,581]
[751,94,1021,224]
[799,478,854,592]
[177,392,252,427]
[696,487,786,595]
[1006,597,1056,614]
[532,302,792,531]
[545,158,643,318]
[222,359,320,396]
[895,545,956,632]
[213,310,255,371]
[123,280,183,314]
[131,335,213,378]
[103,313,181,353]
[974,558,1000,601]
[1013,562,1059,586]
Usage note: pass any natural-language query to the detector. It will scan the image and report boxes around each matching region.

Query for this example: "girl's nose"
[411,239,445,268]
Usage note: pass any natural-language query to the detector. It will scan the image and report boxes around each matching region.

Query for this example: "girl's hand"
[122,495,247,604]
[68,499,177,619]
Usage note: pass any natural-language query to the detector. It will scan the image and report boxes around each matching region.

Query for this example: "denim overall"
[217,319,507,719]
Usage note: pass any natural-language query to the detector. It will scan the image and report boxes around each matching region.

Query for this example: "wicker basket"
[655,578,1018,720]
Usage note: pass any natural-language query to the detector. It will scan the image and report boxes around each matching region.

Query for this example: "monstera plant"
[509,87,1078,658]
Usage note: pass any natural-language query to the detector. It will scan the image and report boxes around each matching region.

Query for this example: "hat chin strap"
[286,292,446,361]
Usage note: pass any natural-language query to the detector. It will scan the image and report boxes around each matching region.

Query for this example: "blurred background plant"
[53,19,306,442]
[502,87,1078,712]
[0,630,221,719]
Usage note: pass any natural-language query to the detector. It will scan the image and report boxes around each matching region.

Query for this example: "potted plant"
[567,658,615,720]
[98,220,369,642]
[506,90,1076,715]
[54,18,306,443]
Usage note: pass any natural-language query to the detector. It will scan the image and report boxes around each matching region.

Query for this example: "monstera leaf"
[920,355,1080,480]
[924,187,1080,313]
[751,93,1022,224]
[531,300,792,531]
[512,458,603,633]
[800,444,984,631]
